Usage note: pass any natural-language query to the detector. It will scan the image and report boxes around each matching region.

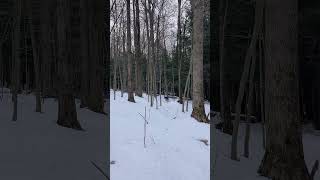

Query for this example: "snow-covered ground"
[110,90,210,180]
[0,89,108,180]
[214,118,320,180]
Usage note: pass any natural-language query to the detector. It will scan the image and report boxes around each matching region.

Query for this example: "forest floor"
[214,117,320,180]
[0,88,108,180]
[110,90,210,180]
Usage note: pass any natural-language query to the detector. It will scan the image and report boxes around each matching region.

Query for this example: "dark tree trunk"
[79,0,105,113]
[258,0,310,179]
[126,0,135,102]
[134,0,143,97]
[12,0,22,121]
[56,0,82,130]
[40,0,54,97]
[26,0,42,113]
[219,0,233,134]
[80,0,89,108]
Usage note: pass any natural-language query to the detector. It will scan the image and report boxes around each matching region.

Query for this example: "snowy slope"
[0,89,108,180]
[110,90,210,180]
[214,120,320,180]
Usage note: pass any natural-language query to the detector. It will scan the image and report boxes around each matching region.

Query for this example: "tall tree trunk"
[183,58,192,112]
[12,0,22,121]
[244,45,257,158]
[219,0,233,134]
[259,38,266,149]
[126,0,135,102]
[231,0,264,160]
[121,14,126,97]
[86,0,105,113]
[27,0,42,113]
[190,0,208,123]
[134,0,143,97]
[258,0,310,179]
[147,0,156,107]
[40,0,54,97]
[56,0,82,130]
[177,0,182,104]
[163,28,168,98]
[80,0,89,107]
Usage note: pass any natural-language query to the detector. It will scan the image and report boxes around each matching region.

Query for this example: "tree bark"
[134,0,143,97]
[56,0,82,130]
[258,0,310,179]
[190,0,208,123]
[126,0,135,102]
[177,0,182,104]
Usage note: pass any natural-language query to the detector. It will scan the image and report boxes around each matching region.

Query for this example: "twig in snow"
[138,113,149,124]
[197,139,209,146]
[90,160,110,180]
[172,109,178,120]
[150,135,156,144]
[138,107,148,148]
[110,160,116,165]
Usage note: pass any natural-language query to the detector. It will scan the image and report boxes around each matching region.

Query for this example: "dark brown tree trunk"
[127,0,135,102]
[177,0,182,104]
[219,0,233,134]
[147,0,156,106]
[12,0,22,121]
[40,0,54,97]
[258,0,310,179]
[56,0,82,130]
[80,0,89,108]
[231,0,264,160]
[26,0,42,113]
[134,0,143,97]
[85,0,105,113]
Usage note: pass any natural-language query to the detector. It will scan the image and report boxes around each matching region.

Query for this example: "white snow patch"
[110,90,210,180]
[0,89,107,180]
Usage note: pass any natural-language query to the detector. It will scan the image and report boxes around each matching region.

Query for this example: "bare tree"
[190,0,208,123]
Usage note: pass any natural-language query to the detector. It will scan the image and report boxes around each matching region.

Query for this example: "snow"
[110,90,210,180]
[214,117,320,180]
[0,89,108,180]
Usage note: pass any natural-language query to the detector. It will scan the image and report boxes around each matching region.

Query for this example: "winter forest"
[110,0,210,179]
[0,0,319,179]
[213,0,320,180]
[0,0,109,179]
